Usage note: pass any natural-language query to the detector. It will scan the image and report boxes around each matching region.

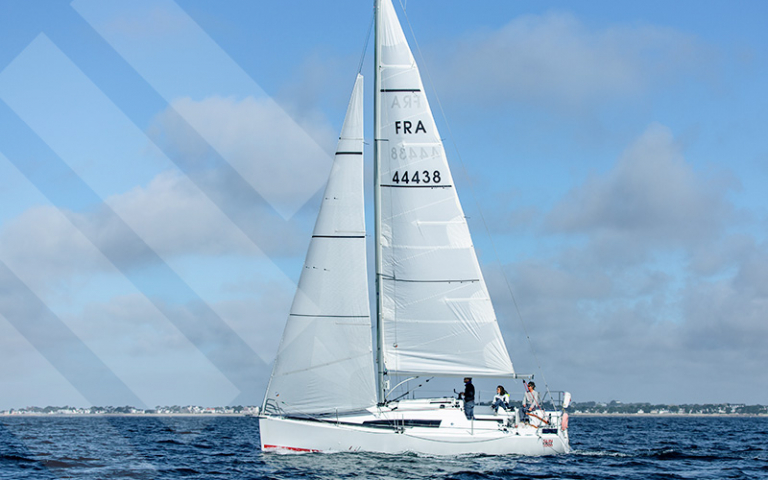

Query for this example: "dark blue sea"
[1,415,766,479]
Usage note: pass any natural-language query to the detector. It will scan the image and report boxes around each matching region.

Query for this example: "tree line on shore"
[3,401,766,416]
[1,405,260,415]
[569,401,766,415]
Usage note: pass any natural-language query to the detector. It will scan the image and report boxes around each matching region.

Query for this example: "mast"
[373,0,386,404]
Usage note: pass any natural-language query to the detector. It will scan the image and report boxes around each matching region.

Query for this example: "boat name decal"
[542,439,554,448]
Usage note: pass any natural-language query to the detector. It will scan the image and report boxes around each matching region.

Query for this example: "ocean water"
[1,415,766,479]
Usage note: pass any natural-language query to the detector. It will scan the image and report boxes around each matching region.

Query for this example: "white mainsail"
[263,75,376,414]
[375,0,515,378]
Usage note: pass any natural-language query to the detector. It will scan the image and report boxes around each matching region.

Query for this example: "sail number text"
[390,146,442,160]
[391,170,441,184]
[395,120,426,135]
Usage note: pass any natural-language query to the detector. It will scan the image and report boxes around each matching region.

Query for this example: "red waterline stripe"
[263,444,320,453]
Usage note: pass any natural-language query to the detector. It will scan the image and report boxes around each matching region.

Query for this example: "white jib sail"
[376,0,514,377]
[264,74,376,415]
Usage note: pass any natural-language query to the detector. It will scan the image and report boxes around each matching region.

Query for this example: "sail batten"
[375,0,514,379]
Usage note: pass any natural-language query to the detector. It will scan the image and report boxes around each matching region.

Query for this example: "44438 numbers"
[391,170,441,184]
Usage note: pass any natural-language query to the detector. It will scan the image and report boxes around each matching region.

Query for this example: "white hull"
[259,399,570,456]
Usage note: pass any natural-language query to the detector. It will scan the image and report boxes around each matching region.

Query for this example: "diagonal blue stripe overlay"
[0,99,268,403]
[0,260,145,407]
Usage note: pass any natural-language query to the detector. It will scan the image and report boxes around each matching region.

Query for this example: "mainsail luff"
[373,0,386,403]
[374,0,515,378]
[263,75,376,415]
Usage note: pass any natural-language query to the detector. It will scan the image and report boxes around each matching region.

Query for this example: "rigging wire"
[396,0,558,410]
[357,7,375,75]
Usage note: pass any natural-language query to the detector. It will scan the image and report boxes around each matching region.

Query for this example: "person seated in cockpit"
[523,381,540,413]
[491,385,510,413]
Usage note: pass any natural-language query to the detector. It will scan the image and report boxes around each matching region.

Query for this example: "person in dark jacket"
[458,377,475,419]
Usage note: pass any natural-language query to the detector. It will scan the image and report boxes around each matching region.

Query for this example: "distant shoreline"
[571,412,767,418]
[0,413,253,417]
[3,412,766,418]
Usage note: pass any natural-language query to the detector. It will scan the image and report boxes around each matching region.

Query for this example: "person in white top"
[491,385,510,413]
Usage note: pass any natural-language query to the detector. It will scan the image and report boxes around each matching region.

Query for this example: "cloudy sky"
[0,0,766,410]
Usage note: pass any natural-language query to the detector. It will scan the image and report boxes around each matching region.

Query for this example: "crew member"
[491,385,510,413]
[523,381,540,413]
[458,377,475,419]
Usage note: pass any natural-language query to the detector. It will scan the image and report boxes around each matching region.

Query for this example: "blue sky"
[0,0,766,410]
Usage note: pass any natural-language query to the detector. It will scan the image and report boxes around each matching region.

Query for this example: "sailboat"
[258,0,571,455]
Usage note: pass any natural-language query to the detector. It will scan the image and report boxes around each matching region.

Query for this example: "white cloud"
[64,294,242,407]
[489,124,766,404]
[0,170,292,280]
[0,164,302,406]
[149,95,335,219]
[2,166,314,278]
[683,241,768,349]
[0,316,92,409]
[213,280,295,363]
[546,124,737,255]
[103,170,258,258]
[0,206,289,406]
[0,205,112,292]
[436,11,713,109]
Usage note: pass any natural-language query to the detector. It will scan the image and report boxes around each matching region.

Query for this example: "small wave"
[40,459,89,468]
[60,455,103,464]
[648,449,731,462]
[156,439,184,445]
[441,471,497,479]
[573,449,633,458]
[737,445,765,453]
[100,467,157,479]
[607,459,653,469]
[649,449,683,459]
[158,467,200,475]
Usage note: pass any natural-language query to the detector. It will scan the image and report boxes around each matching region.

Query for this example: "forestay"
[264,75,377,414]
[375,0,514,378]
